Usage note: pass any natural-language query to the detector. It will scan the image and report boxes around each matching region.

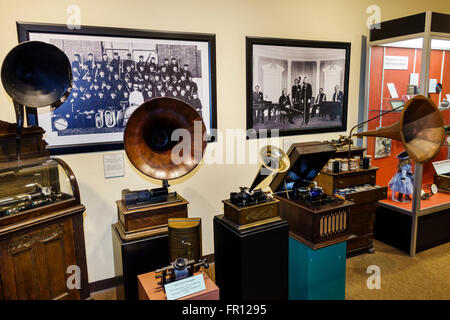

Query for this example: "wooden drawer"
[349,206,376,226]
[349,203,377,236]
[347,233,373,252]
[350,219,375,235]
[349,202,378,215]
[341,186,387,205]
[334,172,376,189]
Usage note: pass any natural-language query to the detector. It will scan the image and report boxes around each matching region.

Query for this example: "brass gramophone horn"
[354,95,445,164]
[1,41,72,160]
[124,97,207,182]
[249,145,290,191]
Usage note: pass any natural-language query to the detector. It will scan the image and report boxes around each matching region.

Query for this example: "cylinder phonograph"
[123,97,206,207]
[222,145,290,229]
[115,97,207,239]
[0,42,90,299]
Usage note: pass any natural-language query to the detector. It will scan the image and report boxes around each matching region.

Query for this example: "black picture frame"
[246,36,351,138]
[17,22,217,155]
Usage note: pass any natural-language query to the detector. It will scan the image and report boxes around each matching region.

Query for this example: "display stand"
[363,12,450,256]
[289,233,347,300]
[112,223,169,300]
[213,214,288,300]
[137,270,219,300]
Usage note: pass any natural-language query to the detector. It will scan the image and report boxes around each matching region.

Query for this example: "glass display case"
[0,123,89,300]
[363,12,450,257]
[0,159,76,218]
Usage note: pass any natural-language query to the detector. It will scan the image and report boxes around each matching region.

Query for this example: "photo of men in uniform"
[45,38,207,137]
[249,42,349,134]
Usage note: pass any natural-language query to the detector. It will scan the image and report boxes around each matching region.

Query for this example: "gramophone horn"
[1,41,72,161]
[124,97,207,181]
[249,145,290,191]
[1,41,72,108]
[355,95,445,163]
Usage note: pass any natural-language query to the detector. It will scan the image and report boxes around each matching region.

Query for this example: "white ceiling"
[379,38,450,50]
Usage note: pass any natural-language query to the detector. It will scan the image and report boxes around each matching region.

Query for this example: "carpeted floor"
[91,240,450,300]
[346,239,450,300]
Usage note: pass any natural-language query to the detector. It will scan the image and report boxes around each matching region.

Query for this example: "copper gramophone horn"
[124,97,207,183]
[1,41,72,160]
[353,95,445,164]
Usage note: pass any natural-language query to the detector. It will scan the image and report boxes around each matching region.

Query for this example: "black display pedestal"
[213,215,289,300]
[374,205,450,255]
[112,224,169,300]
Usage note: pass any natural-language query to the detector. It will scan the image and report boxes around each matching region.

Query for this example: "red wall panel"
[366,46,448,187]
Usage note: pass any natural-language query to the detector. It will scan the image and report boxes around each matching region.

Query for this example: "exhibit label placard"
[103,153,125,178]
[165,274,206,300]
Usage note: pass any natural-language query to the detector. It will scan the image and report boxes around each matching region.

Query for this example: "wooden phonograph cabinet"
[0,122,90,299]
[269,142,355,247]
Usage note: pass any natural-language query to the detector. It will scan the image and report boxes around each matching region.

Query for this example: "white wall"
[0,0,449,283]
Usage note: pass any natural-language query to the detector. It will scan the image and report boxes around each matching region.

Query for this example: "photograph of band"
[24,27,214,153]
[247,38,350,137]
[51,41,203,134]
[49,39,202,135]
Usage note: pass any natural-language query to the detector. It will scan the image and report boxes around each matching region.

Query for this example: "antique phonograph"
[115,97,207,240]
[113,97,207,300]
[0,41,90,300]
[122,97,207,209]
[222,145,290,229]
[155,257,209,287]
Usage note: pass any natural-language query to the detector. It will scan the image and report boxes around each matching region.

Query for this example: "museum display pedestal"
[137,270,219,300]
[112,223,169,300]
[375,197,450,255]
[213,214,289,300]
[288,233,347,300]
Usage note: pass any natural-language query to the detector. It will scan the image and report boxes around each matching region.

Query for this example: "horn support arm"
[347,104,405,159]
[13,101,24,162]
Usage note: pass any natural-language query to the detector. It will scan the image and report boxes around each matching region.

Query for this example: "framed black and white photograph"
[246,37,350,138]
[18,22,217,154]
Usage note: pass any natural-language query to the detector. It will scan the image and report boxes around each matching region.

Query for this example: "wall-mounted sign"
[384,56,409,70]
[103,153,125,178]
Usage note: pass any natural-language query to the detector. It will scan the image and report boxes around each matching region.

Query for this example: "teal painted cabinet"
[289,236,346,300]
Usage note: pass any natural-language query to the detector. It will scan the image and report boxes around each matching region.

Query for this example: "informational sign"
[432,159,450,175]
[165,274,206,300]
[103,153,125,178]
[387,83,399,98]
[384,56,409,70]
[409,73,419,86]
[429,79,437,93]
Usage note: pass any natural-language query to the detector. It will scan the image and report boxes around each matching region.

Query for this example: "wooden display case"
[0,122,90,300]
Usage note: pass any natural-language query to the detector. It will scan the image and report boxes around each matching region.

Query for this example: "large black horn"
[1,41,72,160]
